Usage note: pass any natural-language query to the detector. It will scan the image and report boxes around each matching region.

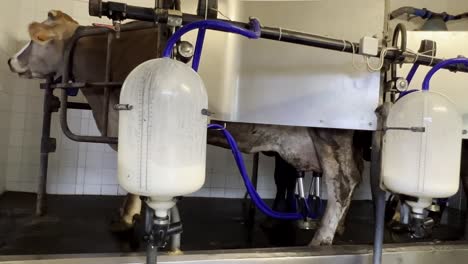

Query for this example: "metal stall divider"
[36,22,158,216]
[36,20,262,221]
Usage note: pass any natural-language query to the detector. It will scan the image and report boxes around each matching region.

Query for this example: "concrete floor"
[0,192,465,255]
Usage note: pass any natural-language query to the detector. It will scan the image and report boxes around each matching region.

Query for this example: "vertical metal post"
[371,103,390,264]
[36,78,56,216]
[102,32,113,137]
[249,153,260,219]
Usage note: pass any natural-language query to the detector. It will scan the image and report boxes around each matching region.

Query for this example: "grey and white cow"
[9,10,365,246]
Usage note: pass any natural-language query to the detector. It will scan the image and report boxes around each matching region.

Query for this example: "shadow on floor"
[0,192,465,255]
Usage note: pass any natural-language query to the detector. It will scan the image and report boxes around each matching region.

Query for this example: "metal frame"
[35,22,159,216]
[2,243,468,263]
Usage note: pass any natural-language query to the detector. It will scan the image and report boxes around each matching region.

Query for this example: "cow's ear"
[29,22,56,43]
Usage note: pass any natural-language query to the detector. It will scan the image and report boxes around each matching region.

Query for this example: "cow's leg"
[111,194,142,231]
[273,155,297,212]
[309,129,361,246]
[460,140,468,240]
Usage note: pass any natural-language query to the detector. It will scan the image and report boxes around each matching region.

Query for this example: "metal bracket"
[167,9,183,27]
[41,137,57,153]
[201,108,213,116]
[114,104,133,111]
[50,96,61,113]
[384,126,425,133]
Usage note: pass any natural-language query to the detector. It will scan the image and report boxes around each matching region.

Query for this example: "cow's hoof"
[167,249,184,255]
[110,219,135,233]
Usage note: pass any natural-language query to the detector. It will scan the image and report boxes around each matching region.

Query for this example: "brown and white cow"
[8,10,365,246]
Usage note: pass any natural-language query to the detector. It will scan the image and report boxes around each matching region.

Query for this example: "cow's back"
[72,22,166,143]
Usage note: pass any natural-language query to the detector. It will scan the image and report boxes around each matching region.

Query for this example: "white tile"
[11,95,27,113]
[7,147,22,164]
[57,184,76,195]
[225,189,244,199]
[77,168,85,184]
[69,109,82,118]
[22,131,40,147]
[6,181,21,192]
[27,84,43,97]
[84,184,101,195]
[5,164,20,181]
[87,118,101,136]
[210,188,225,198]
[102,169,118,184]
[102,152,117,169]
[87,142,106,152]
[20,182,37,193]
[26,96,43,113]
[47,183,58,194]
[0,128,8,146]
[0,93,12,112]
[258,189,276,199]
[210,172,225,188]
[225,171,243,189]
[118,186,128,195]
[78,142,88,153]
[189,188,210,197]
[85,151,103,168]
[0,111,10,130]
[21,147,40,166]
[61,149,79,167]
[68,116,81,133]
[58,166,77,184]
[80,117,89,134]
[75,184,84,195]
[104,144,115,152]
[24,113,42,132]
[202,173,211,188]
[61,136,79,151]
[101,185,118,196]
[19,165,39,183]
[81,110,92,119]
[78,150,87,167]
[84,168,102,184]
[47,164,59,184]
[10,113,25,131]
[8,131,23,147]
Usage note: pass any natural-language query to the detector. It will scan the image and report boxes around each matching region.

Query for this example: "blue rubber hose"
[422,58,468,91]
[208,124,303,220]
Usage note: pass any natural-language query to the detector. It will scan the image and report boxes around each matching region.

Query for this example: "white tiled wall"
[0,0,22,194]
[1,0,378,200]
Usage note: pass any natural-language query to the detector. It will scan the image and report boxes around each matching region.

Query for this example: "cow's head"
[8,10,79,79]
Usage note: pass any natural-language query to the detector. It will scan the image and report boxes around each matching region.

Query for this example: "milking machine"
[81,1,468,263]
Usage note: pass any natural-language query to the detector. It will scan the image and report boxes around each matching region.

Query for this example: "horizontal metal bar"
[67,102,92,110]
[51,82,123,89]
[90,1,468,73]
[60,90,118,144]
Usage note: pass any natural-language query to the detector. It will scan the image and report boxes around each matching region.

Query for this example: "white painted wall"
[2,0,383,200]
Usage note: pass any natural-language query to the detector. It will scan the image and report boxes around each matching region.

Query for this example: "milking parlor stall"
[2,0,468,263]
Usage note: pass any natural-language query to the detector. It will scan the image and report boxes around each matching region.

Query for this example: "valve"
[143,203,183,264]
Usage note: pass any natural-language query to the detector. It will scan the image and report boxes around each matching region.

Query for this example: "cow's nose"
[7,58,13,71]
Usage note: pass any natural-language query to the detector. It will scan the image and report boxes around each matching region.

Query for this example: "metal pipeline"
[88,0,468,73]
[390,6,457,21]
